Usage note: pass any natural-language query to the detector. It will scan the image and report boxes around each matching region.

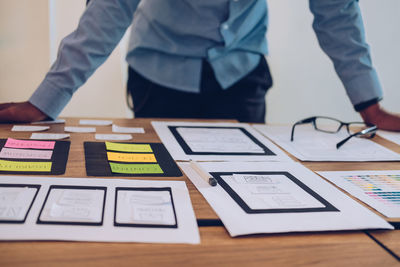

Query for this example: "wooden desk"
[0,118,399,266]
[367,230,400,260]
[0,227,398,266]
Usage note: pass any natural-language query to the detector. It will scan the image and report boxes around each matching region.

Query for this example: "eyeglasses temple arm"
[336,125,378,149]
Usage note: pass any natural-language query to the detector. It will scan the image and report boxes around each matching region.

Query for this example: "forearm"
[309,0,383,109]
[30,0,140,119]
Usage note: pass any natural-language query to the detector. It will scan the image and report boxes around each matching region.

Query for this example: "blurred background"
[1,0,399,123]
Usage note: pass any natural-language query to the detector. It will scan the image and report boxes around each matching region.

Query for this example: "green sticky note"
[0,159,52,172]
[105,142,153,153]
[109,162,163,174]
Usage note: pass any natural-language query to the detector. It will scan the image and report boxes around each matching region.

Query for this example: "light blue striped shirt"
[30,0,383,119]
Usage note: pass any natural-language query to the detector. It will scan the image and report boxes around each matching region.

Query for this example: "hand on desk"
[360,103,400,131]
[0,101,47,123]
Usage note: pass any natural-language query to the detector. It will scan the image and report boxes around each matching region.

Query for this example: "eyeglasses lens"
[314,118,342,133]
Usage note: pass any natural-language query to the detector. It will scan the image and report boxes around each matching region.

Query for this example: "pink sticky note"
[5,138,55,150]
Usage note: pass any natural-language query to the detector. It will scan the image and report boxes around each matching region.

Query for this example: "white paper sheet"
[30,133,70,140]
[180,161,393,237]
[112,125,145,133]
[31,119,66,125]
[64,126,96,133]
[253,124,400,161]
[152,121,292,162]
[12,125,49,132]
[79,119,113,126]
[378,130,400,146]
[95,134,132,141]
[0,176,199,244]
[318,170,400,218]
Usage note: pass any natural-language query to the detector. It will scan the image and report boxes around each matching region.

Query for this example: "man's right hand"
[0,101,48,123]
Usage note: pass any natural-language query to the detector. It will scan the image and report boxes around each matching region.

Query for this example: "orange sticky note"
[107,152,157,163]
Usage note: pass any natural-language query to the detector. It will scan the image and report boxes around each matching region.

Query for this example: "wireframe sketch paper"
[0,176,199,244]
[378,130,400,146]
[252,124,400,161]
[180,161,393,236]
[151,121,292,162]
[115,188,177,227]
[318,171,400,218]
[0,185,40,223]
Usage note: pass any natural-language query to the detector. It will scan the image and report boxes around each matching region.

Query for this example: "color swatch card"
[253,125,400,161]
[180,161,393,237]
[151,121,291,162]
[84,142,182,177]
[318,171,400,218]
[0,176,199,244]
[0,138,70,175]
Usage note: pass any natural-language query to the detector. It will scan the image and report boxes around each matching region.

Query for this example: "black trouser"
[127,57,272,123]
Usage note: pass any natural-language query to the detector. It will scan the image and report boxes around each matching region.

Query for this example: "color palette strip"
[344,174,400,206]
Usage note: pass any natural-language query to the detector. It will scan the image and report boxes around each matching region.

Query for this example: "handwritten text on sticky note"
[5,138,55,150]
[105,142,153,153]
[109,163,163,174]
[107,152,156,163]
[0,160,52,172]
[0,148,53,160]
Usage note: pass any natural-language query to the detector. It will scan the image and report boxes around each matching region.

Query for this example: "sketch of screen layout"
[114,187,178,228]
[0,184,41,223]
[210,172,339,214]
[168,126,276,156]
[37,185,106,226]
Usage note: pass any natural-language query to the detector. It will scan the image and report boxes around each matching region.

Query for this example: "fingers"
[0,102,15,111]
[360,103,400,131]
[0,102,47,123]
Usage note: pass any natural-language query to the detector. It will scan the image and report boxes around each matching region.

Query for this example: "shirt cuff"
[29,80,73,120]
[343,70,383,111]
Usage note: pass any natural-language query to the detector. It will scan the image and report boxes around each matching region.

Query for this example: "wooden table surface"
[0,118,399,266]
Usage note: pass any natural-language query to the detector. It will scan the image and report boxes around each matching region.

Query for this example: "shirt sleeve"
[29,0,140,119]
[309,0,383,110]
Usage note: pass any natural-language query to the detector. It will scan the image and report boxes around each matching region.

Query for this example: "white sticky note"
[116,190,176,226]
[112,124,145,134]
[79,119,113,126]
[12,125,49,132]
[95,134,132,141]
[64,126,96,133]
[39,188,105,223]
[0,147,53,160]
[31,119,66,125]
[30,133,70,140]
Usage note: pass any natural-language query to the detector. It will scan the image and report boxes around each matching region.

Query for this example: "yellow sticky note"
[105,142,153,153]
[0,159,52,172]
[107,152,157,163]
[109,163,163,174]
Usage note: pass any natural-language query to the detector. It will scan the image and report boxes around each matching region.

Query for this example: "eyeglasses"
[290,116,378,149]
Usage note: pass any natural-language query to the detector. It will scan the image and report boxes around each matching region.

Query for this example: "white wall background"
[267,0,400,124]
[1,0,399,123]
